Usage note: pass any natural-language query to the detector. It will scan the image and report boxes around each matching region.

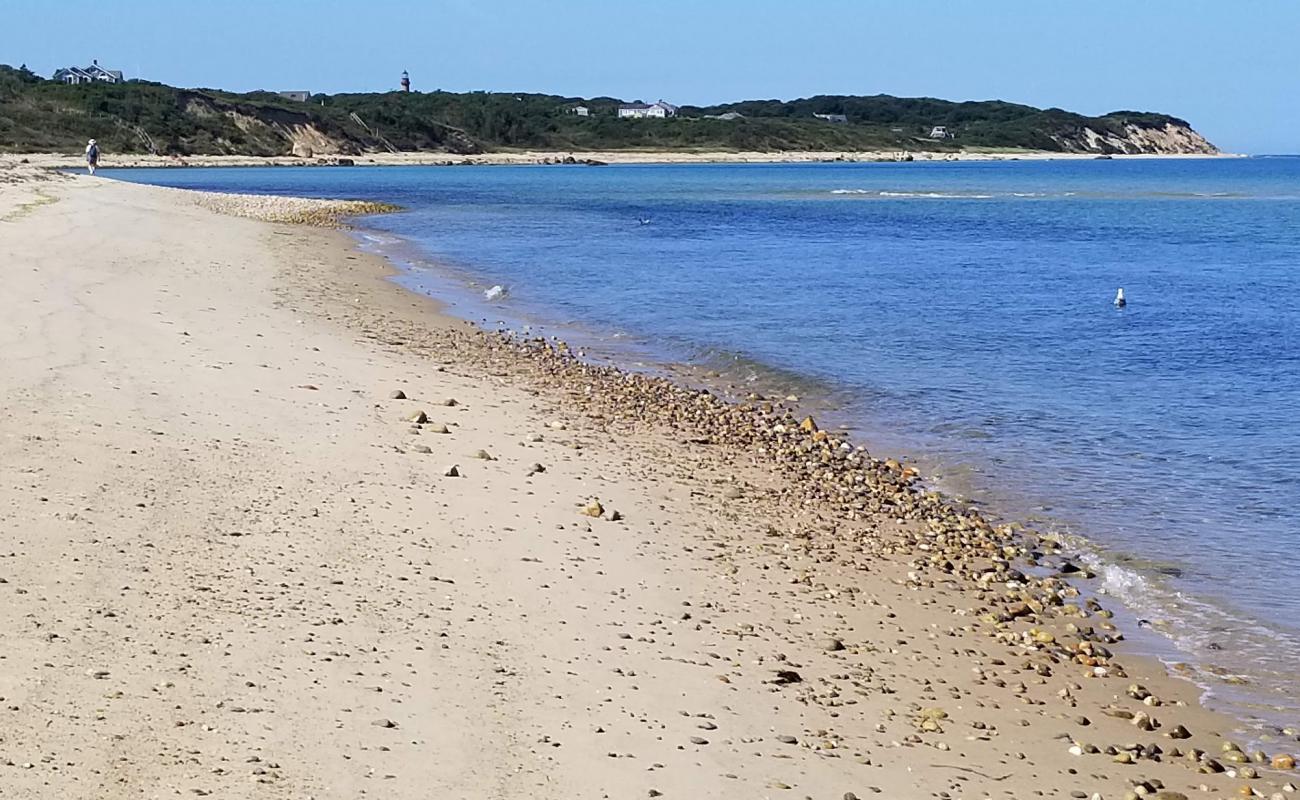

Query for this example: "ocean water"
[106,158,1300,728]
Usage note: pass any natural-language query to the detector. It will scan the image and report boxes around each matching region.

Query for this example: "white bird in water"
[1114,288,1127,308]
[637,218,652,225]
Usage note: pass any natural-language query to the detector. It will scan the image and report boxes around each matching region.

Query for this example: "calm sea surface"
[107,158,1300,727]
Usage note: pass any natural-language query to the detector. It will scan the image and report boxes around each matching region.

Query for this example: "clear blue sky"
[3,0,1294,153]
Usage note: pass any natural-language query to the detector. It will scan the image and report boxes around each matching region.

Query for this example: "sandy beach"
[0,166,1295,800]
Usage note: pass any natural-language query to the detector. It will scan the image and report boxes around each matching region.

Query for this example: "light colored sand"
[0,173,1293,800]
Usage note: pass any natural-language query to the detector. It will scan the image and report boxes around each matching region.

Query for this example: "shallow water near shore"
[105,158,1300,728]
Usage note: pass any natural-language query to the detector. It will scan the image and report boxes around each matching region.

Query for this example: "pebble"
[407,410,428,424]
[820,637,845,652]
[472,449,493,460]
[581,499,604,518]
[411,444,432,454]
[371,718,397,728]
[1275,755,1297,770]
[776,734,798,744]
[430,423,450,434]
[689,736,708,745]
[443,465,461,477]
[388,389,407,400]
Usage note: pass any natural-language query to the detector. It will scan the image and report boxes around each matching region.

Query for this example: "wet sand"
[0,168,1294,799]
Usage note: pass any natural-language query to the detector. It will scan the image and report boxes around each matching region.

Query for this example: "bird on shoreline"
[1114,288,1127,308]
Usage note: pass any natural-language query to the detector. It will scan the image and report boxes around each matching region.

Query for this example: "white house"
[618,100,678,119]
[569,105,590,117]
[813,113,848,124]
[53,60,124,85]
[929,126,951,139]
[278,91,311,102]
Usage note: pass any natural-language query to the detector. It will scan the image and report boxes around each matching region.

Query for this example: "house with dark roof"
[53,60,124,85]
[617,100,678,119]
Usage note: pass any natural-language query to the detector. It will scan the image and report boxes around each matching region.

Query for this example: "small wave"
[356,231,403,247]
[1060,542,1300,729]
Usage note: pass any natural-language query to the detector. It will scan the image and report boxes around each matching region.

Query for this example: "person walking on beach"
[85,139,100,175]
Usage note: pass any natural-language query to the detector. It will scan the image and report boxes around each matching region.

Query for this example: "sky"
[2,0,1295,153]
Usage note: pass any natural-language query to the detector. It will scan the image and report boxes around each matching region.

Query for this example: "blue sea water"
[106,158,1300,726]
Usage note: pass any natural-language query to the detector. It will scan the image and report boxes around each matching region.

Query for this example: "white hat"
[89,138,97,144]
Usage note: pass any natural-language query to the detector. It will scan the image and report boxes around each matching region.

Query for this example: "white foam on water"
[828,189,997,199]
[877,190,995,199]
[1091,560,1155,607]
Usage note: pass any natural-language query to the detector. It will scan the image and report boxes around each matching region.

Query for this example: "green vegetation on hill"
[0,64,1214,156]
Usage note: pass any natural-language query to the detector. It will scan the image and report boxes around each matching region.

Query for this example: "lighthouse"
[400,70,410,92]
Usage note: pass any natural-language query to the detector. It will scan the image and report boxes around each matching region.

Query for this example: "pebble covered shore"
[184,188,400,227]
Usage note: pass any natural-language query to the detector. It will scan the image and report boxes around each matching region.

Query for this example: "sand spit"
[0,173,1294,800]
[1,149,1243,172]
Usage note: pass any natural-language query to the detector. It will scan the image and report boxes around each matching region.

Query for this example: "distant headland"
[0,63,1217,158]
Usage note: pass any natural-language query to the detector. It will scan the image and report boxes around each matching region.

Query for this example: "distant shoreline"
[1,149,1245,171]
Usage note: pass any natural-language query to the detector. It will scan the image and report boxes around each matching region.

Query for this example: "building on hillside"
[813,113,848,123]
[278,91,311,102]
[930,126,951,139]
[53,59,124,85]
[569,105,590,116]
[617,100,678,119]
[705,111,745,120]
[401,70,410,92]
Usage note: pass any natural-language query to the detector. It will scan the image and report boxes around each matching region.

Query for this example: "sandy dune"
[0,171,1293,799]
